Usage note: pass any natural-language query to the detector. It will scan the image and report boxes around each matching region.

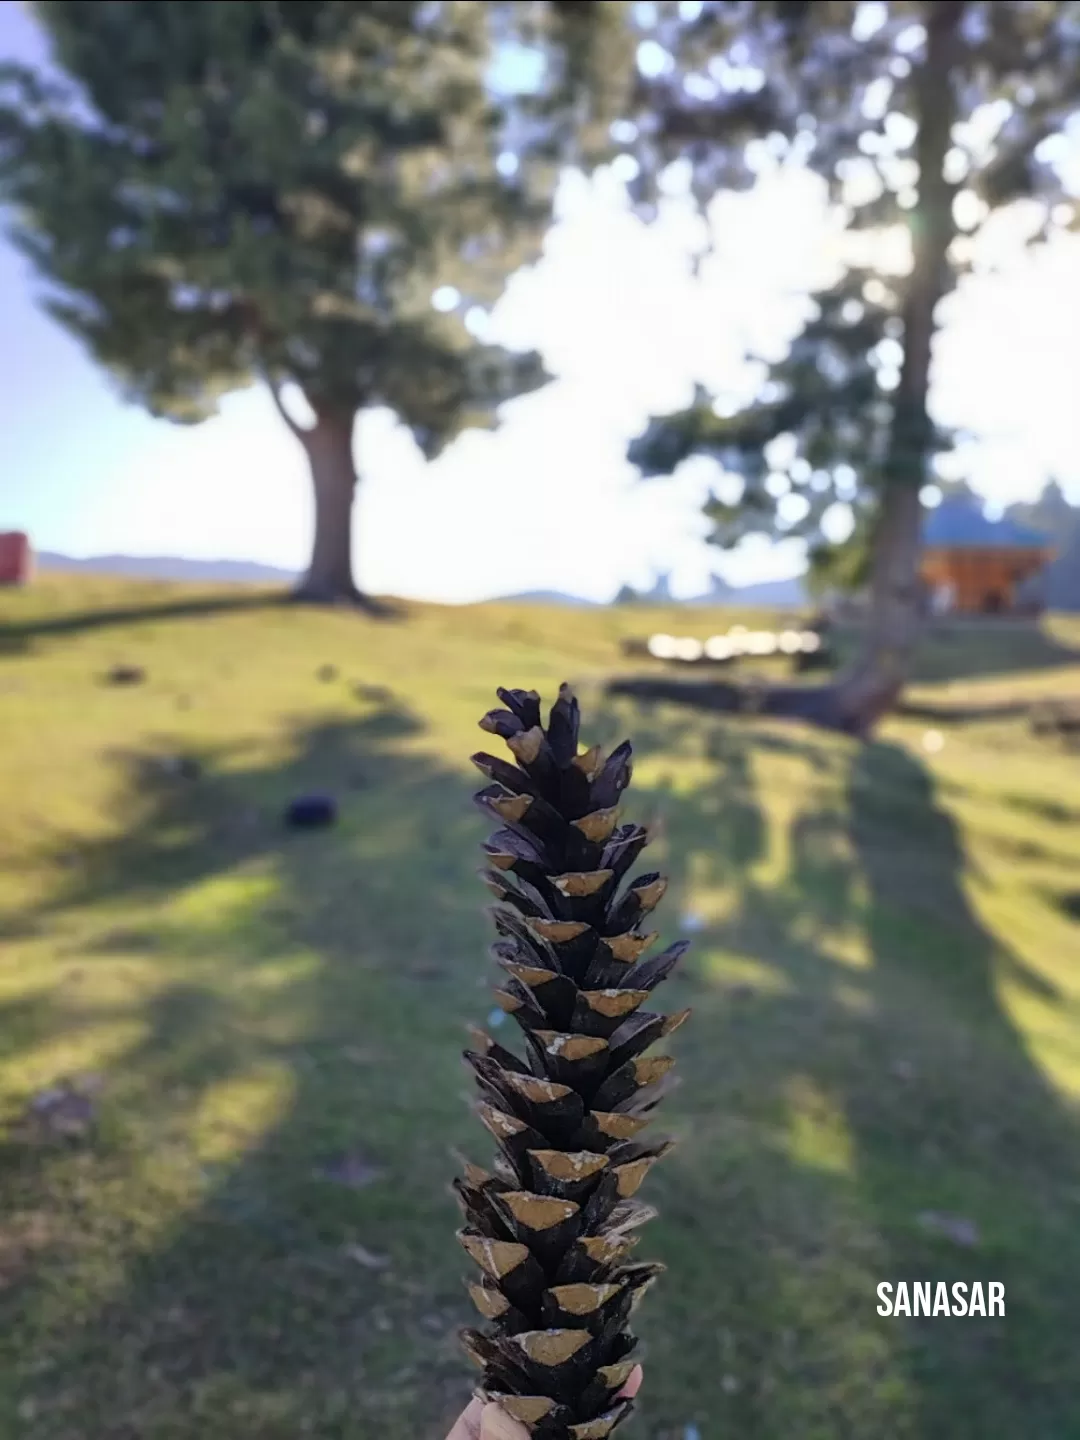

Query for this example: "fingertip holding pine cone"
[456,684,691,1439]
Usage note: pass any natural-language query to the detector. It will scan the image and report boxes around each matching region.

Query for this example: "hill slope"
[37,550,300,585]
[1,575,1080,1440]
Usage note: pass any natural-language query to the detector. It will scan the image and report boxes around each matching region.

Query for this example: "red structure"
[0,532,32,586]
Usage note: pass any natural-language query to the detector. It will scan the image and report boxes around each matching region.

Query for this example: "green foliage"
[622,1,1080,551]
[0,1,624,448]
[1006,478,1079,542]
[806,506,876,598]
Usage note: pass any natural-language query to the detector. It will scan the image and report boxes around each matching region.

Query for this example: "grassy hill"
[2,575,1080,1440]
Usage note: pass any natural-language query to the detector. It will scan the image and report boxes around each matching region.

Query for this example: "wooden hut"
[0,532,32,586]
[920,496,1052,616]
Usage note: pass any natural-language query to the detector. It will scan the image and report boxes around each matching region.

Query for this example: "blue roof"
[923,495,1049,549]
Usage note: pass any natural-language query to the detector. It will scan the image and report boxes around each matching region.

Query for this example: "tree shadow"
[840,742,1080,1435]
[1,695,493,1439]
[586,701,1080,1439]
[0,591,292,657]
[906,618,1080,685]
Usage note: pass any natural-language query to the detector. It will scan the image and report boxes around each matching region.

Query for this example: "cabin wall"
[921,547,1050,614]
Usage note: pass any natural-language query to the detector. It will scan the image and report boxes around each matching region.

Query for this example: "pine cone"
[455,684,690,1439]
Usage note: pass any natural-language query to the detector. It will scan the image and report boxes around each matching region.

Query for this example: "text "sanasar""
[877,1282,1004,1317]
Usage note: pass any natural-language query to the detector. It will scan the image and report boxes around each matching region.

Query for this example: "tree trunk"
[288,408,387,611]
[293,410,357,602]
[824,480,929,732]
[610,3,966,739]
[823,0,965,731]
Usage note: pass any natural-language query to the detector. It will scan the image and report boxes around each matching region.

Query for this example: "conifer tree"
[621,0,1080,731]
[0,1,628,604]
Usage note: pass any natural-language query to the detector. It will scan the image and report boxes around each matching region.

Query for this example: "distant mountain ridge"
[37,552,299,585]
[501,589,602,607]
[35,551,807,606]
[505,572,806,608]
[718,577,806,607]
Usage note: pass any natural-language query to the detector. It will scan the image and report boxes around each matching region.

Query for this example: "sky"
[2,0,1079,604]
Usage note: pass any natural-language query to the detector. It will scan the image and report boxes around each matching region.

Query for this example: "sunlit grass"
[784,1076,856,1176]
[190,1066,296,1166]
[1,576,1079,1438]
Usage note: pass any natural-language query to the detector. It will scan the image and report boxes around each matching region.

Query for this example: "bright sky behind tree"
[2,0,1078,602]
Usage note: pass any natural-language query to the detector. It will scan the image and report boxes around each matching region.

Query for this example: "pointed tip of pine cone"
[507,726,544,765]
[572,743,603,780]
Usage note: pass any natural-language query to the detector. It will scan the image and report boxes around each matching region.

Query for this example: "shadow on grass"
[587,701,1080,1439]
[0,592,294,657]
[1,696,488,1439]
[838,743,1079,1433]
[3,696,1079,1439]
[863,618,1080,687]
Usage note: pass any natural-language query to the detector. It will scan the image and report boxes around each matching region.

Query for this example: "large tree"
[619,0,1080,733]
[0,0,625,605]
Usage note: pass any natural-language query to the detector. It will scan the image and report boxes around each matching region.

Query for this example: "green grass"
[2,575,1080,1440]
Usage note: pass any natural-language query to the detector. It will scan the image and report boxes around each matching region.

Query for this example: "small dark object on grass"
[158,755,201,780]
[1030,701,1080,741]
[104,664,146,686]
[21,1075,102,1141]
[917,1211,980,1248]
[316,1151,385,1189]
[355,682,393,703]
[284,793,338,829]
[1057,891,1080,922]
[317,664,339,682]
[408,962,444,980]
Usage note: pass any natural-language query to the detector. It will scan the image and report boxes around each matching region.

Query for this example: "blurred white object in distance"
[745,631,778,655]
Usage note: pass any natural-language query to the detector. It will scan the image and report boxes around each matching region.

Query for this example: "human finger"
[447,1367,641,1440]
[444,1396,486,1440]
[479,1401,531,1440]
[618,1364,644,1400]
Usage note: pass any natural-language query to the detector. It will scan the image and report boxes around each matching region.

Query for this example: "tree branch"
[262,369,313,440]
[235,294,313,441]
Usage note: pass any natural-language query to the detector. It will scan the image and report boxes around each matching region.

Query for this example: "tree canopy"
[614,0,1080,727]
[0,0,631,599]
[624,0,1079,544]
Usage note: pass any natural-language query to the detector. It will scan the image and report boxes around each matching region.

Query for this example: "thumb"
[479,1402,532,1440]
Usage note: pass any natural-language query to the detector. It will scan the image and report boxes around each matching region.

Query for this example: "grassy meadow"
[2,575,1080,1439]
